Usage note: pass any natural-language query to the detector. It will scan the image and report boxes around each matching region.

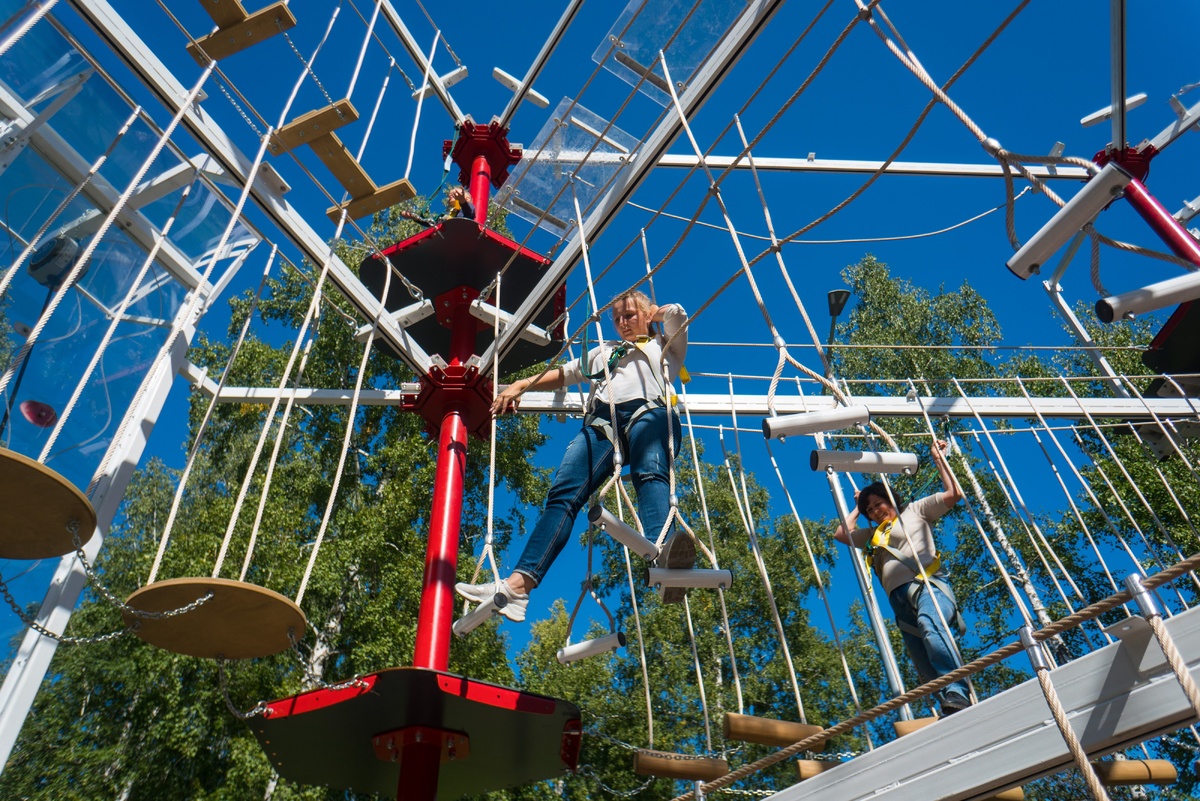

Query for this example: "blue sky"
[2,0,1200,689]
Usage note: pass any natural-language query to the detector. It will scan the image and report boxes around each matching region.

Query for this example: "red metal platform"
[250,667,581,799]
[359,216,565,375]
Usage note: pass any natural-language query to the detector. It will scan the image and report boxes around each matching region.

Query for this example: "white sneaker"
[454,580,528,622]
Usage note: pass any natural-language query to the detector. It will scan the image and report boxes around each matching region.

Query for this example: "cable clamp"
[1124,573,1162,619]
[1019,625,1051,672]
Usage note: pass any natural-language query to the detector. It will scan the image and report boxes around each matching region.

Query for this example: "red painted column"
[412,300,478,672]
[470,154,491,226]
[1123,178,1200,268]
[395,738,442,801]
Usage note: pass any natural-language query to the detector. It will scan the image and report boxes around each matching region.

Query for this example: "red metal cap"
[442,115,523,188]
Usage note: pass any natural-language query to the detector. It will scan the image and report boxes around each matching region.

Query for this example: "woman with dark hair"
[456,289,693,622]
[834,439,972,716]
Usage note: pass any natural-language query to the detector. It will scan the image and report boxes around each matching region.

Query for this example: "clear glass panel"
[593,0,745,107]
[498,98,638,234]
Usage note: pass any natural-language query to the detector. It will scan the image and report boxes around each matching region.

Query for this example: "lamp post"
[824,289,851,388]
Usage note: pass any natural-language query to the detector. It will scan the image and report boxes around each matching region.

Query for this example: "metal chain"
[214,79,263,137]
[286,630,371,693]
[67,524,215,620]
[216,657,272,720]
[281,30,339,114]
[0,569,127,644]
[588,729,744,760]
[575,766,656,798]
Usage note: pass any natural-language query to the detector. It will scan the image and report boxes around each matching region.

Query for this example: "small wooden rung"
[186,1,296,65]
[797,760,839,780]
[723,713,825,751]
[982,789,1024,801]
[1091,759,1178,786]
[632,750,728,782]
[326,177,417,223]
[308,132,375,199]
[892,717,937,737]
[199,0,249,27]
[271,99,359,155]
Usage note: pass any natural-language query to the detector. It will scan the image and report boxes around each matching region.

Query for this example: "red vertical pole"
[395,738,442,801]
[470,154,491,226]
[1122,178,1200,268]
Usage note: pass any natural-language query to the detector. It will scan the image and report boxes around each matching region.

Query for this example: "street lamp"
[824,289,851,388]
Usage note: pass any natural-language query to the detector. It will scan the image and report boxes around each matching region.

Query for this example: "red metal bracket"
[1094,145,1156,182]
[402,365,493,442]
[373,725,471,764]
[442,116,523,189]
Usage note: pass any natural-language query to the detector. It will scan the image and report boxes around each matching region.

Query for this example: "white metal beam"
[68,0,434,377]
[769,608,1200,801]
[497,0,584,129]
[0,321,195,770]
[376,0,464,124]
[481,0,788,375]
[657,154,1090,179]
[193,386,1199,421]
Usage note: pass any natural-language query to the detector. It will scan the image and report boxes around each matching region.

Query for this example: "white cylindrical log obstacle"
[646,567,733,590]
[556,631,626,664]
[1095,270,1200,323]
[589,505,659,560]
[810,449,918,475]
[762,405,870,440]
[452,598,498,637]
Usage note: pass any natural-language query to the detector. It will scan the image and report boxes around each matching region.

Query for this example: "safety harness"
[866,517,966,637]
[580,332,688,447]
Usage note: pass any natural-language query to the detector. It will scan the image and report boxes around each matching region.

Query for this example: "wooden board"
[198,0,248,27]
[250,667,581,799]
[307,132,375,198]
[892,717,937,737]
[124,577,305,660]
[186,1,296,65]
[325,177,416,222]
[1091,759,1177,786]
[632,750,728,782]
[270,99,359,155]
[797,760,839,780]
[0,448,95,559]
[723,712,825,750]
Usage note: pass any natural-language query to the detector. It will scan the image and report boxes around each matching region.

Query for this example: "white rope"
[682,595,714,751]
[37,172,204,461]
[404,30,439,182]
[0,0,58,59]
[721,376,806,722]
[0,106,141,306]
[345,0,381,101]
[0,67,210,408]
[478,272,503,588]
[680,384,744,714]
[761,437,873,747]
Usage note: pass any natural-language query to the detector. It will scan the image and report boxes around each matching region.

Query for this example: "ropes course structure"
[0,1,1197,800]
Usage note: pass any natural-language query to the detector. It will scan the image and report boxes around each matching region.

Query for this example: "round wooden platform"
[0,448,96,559]
[123,577,306,660]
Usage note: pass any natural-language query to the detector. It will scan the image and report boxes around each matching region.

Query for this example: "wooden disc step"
[797,759,839,780]
[892,716,938,737]
[123,577,305,660]
[632,749,728,782]
[723,712,824,751]
[0,448,95,559]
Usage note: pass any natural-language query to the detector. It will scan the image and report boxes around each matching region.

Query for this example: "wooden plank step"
[1091,759,1177,786]
[270,99,359,155]
[632,750,728,782]
[187,1,296,64]
[892,717,937,737]
[198,0,248,27]
[723,713,825,751]
[308,132,375,199]
[326,177,416,223]
[797,760,838,780]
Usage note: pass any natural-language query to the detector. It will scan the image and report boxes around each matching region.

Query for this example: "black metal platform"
[249,666,581,799]
[1143,300,1200,397]
[360,217,566,375]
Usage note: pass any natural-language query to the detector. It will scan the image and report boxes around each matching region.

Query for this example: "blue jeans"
[888,580,969,704]
[513,400,681,587]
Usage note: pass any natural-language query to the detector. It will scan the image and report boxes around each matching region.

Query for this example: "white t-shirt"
[847,493,950,594]
[560,304,688,405]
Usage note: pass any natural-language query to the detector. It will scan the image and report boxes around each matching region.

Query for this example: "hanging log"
[723,712,824,751]
[632,749,728,782]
